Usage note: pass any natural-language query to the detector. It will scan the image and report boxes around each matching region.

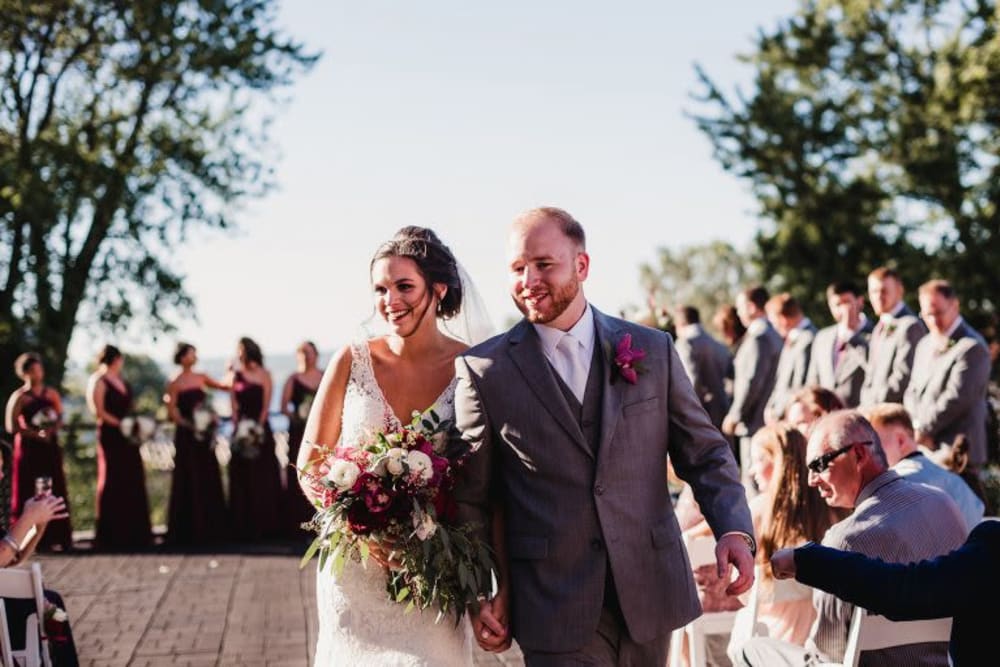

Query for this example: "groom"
[453,207,755,665]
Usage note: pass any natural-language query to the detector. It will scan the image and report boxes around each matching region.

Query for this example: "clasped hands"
[469,533,755,653]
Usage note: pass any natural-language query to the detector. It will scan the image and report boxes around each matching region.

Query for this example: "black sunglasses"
[807,441,872,474]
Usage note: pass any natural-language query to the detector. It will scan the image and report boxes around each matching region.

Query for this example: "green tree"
[692,0,1000,326]
[639,240,757,336]
[0,1,318,404]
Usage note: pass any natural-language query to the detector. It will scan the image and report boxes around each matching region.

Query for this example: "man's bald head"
[512,207,586,251]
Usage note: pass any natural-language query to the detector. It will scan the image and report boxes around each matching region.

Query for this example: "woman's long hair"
[757,423,837,575]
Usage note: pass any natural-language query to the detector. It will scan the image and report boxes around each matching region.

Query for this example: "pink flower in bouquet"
[613,333,647,384]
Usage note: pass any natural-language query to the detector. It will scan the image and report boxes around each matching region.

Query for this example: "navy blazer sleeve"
[793,521,1000,620]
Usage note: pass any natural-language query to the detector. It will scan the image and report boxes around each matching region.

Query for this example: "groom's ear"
[575,251,590,280]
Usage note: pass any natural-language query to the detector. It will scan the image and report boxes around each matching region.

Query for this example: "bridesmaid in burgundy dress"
[279,341,323,538]
[226,337,281,541]
[87,345,152,551]
[164,343,229,546]
[3,353,73,551]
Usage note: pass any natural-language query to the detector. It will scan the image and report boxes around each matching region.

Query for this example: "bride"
[298,226,493,666]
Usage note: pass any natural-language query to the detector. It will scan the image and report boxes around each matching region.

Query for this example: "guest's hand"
[716,533,755,596]
[21,495,69,527]
[472,589,511,653]
[721,417,738,436]
[771,548,796,579]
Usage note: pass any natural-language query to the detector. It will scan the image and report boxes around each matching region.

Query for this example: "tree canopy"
[692,0,1000,331]
[0,0,317,399]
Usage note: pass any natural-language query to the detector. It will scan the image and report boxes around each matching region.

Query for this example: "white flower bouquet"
[300,408,495,623]
[120,415,157,446]
[231,418,264,459]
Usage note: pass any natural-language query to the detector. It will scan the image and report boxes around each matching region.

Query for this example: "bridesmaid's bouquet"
[295,393,315,423]
[30,408,59,431]
[300,408,495,623]
[231,419,264,459]
[192,405,218,444]
[120,415,157,446]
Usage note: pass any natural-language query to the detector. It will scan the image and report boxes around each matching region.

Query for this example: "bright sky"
[69,0,798,366]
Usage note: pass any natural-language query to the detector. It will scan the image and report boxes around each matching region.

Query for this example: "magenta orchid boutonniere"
[609,333,647,384]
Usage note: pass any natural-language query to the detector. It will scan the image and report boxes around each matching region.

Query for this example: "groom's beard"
[514,276,580,324]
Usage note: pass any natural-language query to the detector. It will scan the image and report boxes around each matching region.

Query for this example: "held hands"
[715,533,755,596]
[21,495,69,527]
[770,548,797,580]
[472,587,511,653]
[367,538,404,571]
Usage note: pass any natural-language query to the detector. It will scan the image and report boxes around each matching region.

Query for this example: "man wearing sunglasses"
[737,410,967,667]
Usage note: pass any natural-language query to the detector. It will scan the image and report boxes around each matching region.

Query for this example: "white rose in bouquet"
[136,416,157,441]
[327,459,362,491]
[406,450,434,481]
[384,448,407,476]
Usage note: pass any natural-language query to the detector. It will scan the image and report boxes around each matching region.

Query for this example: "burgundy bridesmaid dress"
[228,372,281,541]
[166,388,228,546]
[281,377,317,538]
[95,378,152,551]
[12,390,73,550]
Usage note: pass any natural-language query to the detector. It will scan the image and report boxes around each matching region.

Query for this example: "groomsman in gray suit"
[456,208,755,665]
[722,286,783,440]
[806,281,873,408]
[859,267,926,406]
[763,293,816,423]
[737,411,966,667]
[904,280,991,467]
[675,305,733,429]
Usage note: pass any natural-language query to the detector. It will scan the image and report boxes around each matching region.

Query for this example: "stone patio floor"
[35,549,524,666]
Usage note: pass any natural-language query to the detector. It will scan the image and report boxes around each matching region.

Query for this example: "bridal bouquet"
[300,408,495,623]
[231,419,264,459]
[191,405,218,444]
[120,415,156,446]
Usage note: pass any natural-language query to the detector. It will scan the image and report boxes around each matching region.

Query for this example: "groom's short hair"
[522,207,586,250]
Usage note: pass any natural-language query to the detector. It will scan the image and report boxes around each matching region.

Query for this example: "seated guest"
[863,403,983,530]
[770,519,1000,667]
[783,386,844,435]
[736,411,967,667]
[727,424,839,659]
[0,446,79,666]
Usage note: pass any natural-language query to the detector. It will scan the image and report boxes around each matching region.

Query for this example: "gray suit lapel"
[593,308,624,458]
[507,320,593,459]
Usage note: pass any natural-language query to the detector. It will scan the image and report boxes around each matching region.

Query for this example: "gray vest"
[550,343,605,456]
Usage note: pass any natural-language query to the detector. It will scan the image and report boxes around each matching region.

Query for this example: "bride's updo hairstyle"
[370,226,463,319]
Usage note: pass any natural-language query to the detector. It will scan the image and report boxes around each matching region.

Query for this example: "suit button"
[595,484,604,496]
[591,538,603,551]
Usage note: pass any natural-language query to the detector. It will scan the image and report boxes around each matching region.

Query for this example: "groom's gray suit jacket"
[453,307,752,653]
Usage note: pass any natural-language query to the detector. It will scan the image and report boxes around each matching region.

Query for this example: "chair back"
[841,606,953,667]
[0,564,50,667]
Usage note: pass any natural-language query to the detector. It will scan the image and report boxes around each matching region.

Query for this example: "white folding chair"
[668,535,740,667]
[819,605,953,667]
[0,563,52,667]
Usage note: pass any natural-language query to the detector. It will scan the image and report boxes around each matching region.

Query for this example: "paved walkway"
[36,551,524,666]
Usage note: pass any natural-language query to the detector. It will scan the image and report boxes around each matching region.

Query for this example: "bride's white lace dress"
[314,341,474,666]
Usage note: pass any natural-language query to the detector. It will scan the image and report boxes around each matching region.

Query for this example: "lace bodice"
[338,341,458,447]
[315,341,470,667]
